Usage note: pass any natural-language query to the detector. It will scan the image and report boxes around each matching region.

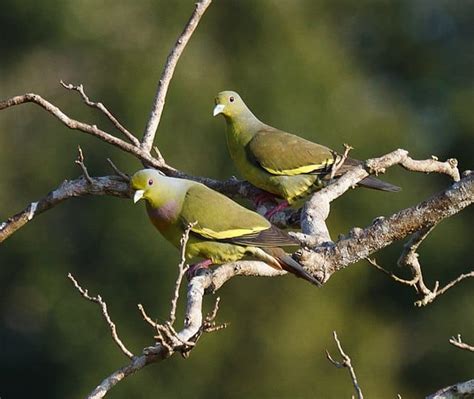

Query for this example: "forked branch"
[86,259,277,399]
[326,331,364,399]
[60,80,139,146]
[449,334,474,352]
[368,221,474,306]
[68,273,134,359]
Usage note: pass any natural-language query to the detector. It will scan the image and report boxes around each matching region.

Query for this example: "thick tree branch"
[296,149,461,246]
[141,0,212,152]
[427,379,474,399]
[297,173,473,283]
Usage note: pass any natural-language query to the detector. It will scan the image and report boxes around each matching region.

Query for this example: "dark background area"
[0,1,473,397]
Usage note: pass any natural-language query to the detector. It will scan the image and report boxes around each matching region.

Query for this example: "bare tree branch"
[68,273,134,359]
[329,143,353,181]
[368,225,474,307]
[137,304,159,329]
[0,93,140,157]
[426,335,474,398]
[297,149,461,247]
[60,80,140,146]
[297,173,473,284]
[0,175,129,243]
[367,258,418,286]
[0,0,471,395]
[449,334,474,352]
[427,379,474,399]
[1,164,471,291]
[107,158,130,181]
[169,223,194,325]
[141,0,213,152]
[75,145,93,184]
[326,331,364,399]
[86,260,283,398]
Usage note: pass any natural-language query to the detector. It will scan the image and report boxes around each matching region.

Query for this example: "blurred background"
[0,0,473,397]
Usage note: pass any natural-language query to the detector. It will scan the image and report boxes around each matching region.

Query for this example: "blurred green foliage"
[0,1,473,398]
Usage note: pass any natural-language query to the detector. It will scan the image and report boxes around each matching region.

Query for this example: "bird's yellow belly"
[186,241,247,263]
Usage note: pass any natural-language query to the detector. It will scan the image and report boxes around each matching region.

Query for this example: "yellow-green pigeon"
[131,169,319,285]
[213,90,400,217]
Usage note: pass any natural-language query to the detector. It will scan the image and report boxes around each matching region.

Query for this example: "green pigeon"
[131,169,319,285]
[213,90,400,216]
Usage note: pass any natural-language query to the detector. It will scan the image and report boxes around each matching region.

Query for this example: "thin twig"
[169,222,195,325]
[141,0,212,152]
[432,271,474,299]
[0,175,129,244]
[449,334,474,352]
[326,331,364,399]
[330,143,353,181]
[153,146,166,164]
[137,304,159,329]
[202,297,228,333]
[0,93,140,155]
[366,149,460,181]
[60,81,140,146]
[107,158,130,181]
[367,258,417,286]
[68,273,134,359]
[368,224,474,306]
[75,145,93,184]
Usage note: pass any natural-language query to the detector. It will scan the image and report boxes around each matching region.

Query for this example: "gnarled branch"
[86,260,280,398]
[297,173,473,284]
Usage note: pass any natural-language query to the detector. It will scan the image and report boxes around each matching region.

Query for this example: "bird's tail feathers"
[264,248,321,286]
[338,158,401,192]
[358,176,401,192]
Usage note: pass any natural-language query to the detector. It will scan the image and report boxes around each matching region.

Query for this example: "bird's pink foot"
[253,191,278,208]
[264,200,290,219]
[186,259,213,280]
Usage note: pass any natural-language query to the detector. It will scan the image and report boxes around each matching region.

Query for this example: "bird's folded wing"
[223,224,299,248]
[246,128,336,176]
[180,184,270,240]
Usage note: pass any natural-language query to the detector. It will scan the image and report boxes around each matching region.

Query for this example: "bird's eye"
[229,96,235,103]
[148,179,153,186]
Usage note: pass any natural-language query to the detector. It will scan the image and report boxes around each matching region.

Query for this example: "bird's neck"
[224,110,263,146]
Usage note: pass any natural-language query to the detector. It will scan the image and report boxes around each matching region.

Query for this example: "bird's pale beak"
[133,190,145,204]
[213,104,225,116]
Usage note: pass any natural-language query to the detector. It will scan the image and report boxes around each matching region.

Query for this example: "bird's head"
[213,90,247,119]
[130,169,162,204]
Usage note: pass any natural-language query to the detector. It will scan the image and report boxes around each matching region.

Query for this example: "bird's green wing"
[246,128,336,176]
[181,184,296,246]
